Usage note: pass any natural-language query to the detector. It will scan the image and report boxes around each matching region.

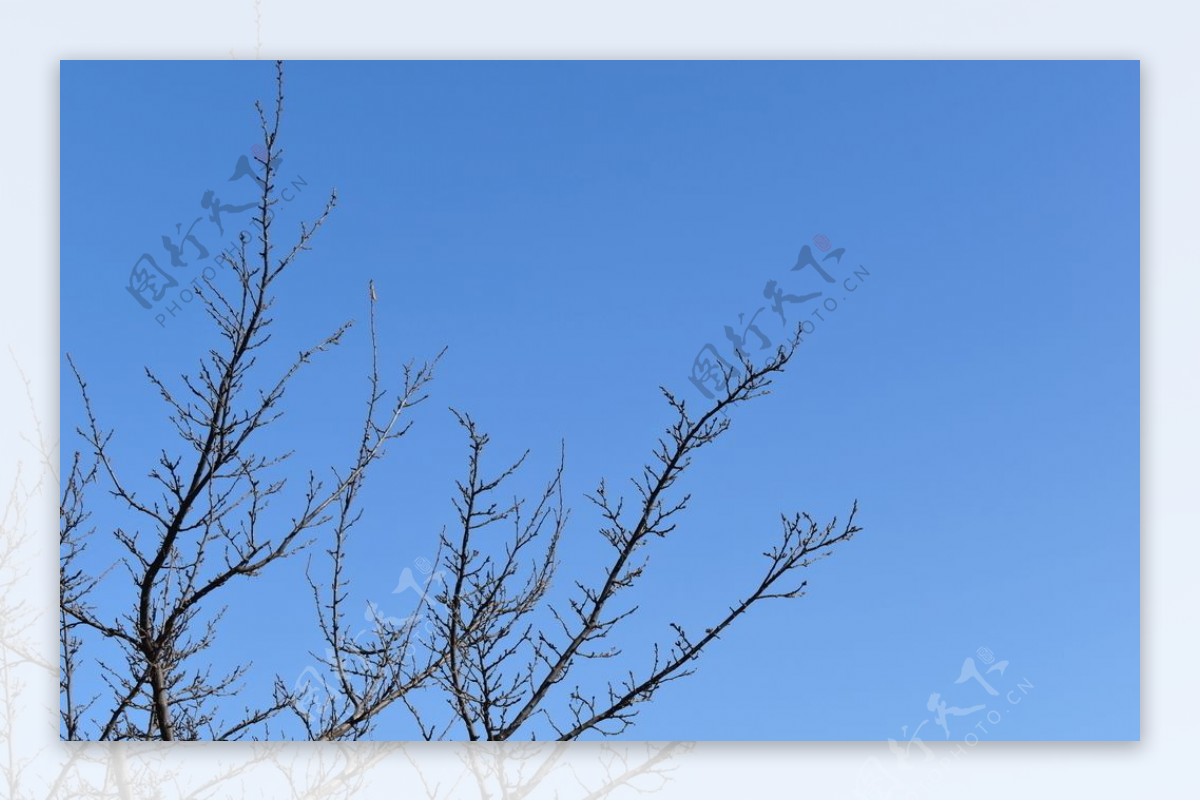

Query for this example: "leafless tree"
[61,61,862,742]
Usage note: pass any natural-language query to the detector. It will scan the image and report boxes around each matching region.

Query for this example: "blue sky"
[60,60,1139,741]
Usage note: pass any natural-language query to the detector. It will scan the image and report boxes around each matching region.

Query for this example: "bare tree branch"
[62,61,440,741]
[60,60,865,743]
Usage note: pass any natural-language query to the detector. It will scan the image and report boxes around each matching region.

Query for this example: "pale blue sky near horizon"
[60,60,1139,741]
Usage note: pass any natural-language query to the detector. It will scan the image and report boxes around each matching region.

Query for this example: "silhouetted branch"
[61,61,438,741]
[59,61,864,744]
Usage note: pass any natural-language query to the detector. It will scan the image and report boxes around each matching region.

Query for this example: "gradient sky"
[60,59,1139,741]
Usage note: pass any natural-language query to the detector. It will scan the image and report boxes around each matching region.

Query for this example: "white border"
[4,1,1191,797]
